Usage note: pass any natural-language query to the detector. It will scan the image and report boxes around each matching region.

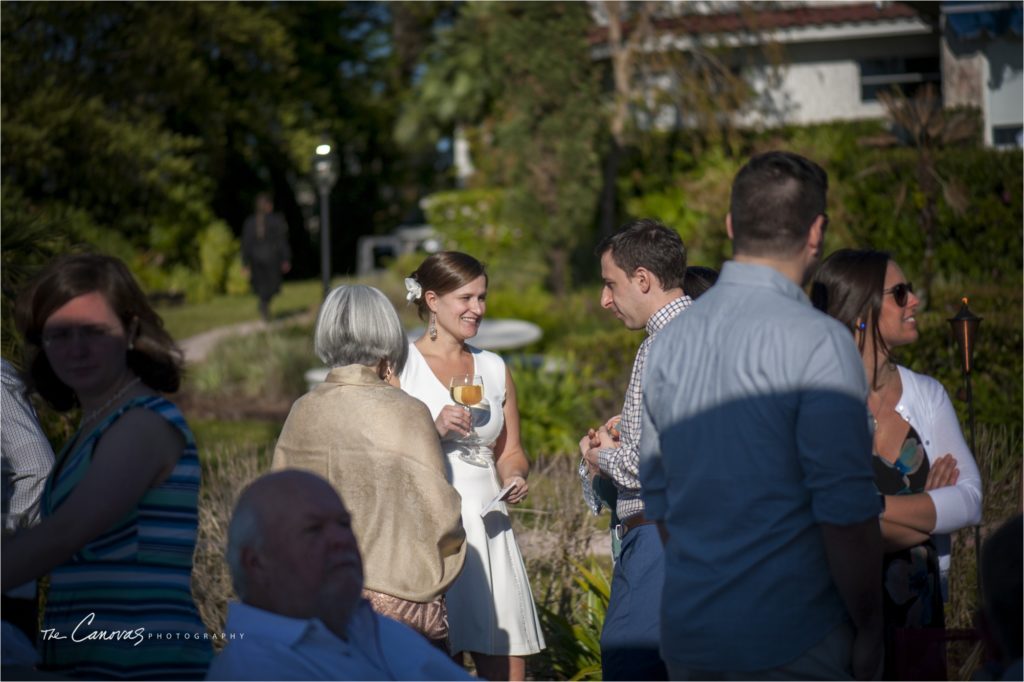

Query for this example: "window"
[992,125,1023,148]
[859,57,942,102]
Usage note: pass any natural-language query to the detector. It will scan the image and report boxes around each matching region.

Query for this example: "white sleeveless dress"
[400,342,545,656]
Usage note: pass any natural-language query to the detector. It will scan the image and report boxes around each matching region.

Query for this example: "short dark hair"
[683,266,719,299]
[810,248,891,390]
[15,254,183,411]
[729,151,828,257]
[596,219,686,291]
[255,192,273,212]
[408,251,487,321]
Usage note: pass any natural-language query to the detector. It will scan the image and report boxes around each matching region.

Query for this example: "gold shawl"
[273,364,466,602]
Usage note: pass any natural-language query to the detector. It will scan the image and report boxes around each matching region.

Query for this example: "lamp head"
[313,138,338,193]
[947,297,982,374]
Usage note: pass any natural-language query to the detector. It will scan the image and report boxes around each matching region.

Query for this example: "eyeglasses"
[883,282,914,307]
[40,325,119,350]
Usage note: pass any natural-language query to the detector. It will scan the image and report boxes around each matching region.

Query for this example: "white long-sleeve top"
[895,364,983,533]
[895,364,983,596]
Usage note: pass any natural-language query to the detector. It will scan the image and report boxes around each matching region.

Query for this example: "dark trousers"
[600,523,668,680]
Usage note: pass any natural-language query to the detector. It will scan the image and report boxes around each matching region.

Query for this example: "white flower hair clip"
[404,277,423,302]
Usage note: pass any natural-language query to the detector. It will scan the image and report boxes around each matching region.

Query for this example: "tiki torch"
[948,297,982,451]
[948,297,982,600]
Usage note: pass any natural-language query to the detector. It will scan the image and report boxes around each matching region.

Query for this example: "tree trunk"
[599,139,622,237]
[918,148,937,308]
[598,1,651,238]
[548,246,569,299]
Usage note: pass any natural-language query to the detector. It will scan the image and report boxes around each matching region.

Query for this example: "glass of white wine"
[449,374,490,467]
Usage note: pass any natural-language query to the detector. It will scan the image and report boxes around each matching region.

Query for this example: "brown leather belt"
[614,513,657,540]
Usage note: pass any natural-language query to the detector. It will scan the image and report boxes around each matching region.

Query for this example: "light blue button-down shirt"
[207,600,473,681]
[639,261,880,672]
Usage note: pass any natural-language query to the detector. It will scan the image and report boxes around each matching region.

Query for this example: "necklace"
[79,377,142,428]
[868,396,889,435]
[867,361,899,435]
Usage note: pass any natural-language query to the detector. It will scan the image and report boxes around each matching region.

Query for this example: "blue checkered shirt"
[580,295,692,522]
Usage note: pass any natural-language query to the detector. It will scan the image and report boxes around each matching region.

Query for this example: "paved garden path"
[178,311,314,365]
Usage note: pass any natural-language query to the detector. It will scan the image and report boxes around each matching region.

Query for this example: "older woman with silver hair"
[272,284,466,650]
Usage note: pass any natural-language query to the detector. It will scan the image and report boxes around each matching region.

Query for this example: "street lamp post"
[313,141,338,299]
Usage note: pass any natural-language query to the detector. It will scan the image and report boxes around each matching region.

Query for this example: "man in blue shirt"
[639,151,884,680]
[208,470,471,681]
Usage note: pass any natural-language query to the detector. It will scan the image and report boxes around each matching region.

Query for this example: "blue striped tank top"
[40,395,212,679]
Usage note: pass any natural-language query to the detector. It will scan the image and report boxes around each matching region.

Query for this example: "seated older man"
[206,470,473,681]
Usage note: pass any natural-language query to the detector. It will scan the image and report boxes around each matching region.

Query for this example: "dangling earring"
[128,317,139,351]
[429,312,437,341]
[857,321,867,331]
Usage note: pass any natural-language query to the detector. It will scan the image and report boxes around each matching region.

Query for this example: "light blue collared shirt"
[207,600,473,681]
[640,261,880,672]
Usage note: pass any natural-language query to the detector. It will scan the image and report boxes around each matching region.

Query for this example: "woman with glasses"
[812,248,982,678]
[3,254,212,679]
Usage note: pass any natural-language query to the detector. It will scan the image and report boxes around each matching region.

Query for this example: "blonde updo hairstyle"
[408,251,487,320]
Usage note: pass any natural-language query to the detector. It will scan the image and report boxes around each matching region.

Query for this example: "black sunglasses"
[883,282,914,307]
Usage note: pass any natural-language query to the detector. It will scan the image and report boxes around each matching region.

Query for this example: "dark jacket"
[241,212,291,299]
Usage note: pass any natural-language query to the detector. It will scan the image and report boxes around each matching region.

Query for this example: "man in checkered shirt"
[2,358,54,524]
[1,357,55,641]
[578,219,692,681]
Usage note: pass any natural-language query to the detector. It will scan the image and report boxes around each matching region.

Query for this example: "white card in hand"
[480,482,515,517]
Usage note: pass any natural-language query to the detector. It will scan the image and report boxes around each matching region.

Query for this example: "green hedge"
[835,146,1022,287]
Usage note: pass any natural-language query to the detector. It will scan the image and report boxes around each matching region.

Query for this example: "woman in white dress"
[399,251,545,681]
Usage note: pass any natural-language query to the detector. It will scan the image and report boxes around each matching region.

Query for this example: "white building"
[588,1,1023,145]
[941,1,1024,147]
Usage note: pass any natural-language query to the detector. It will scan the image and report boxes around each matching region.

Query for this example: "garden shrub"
[511,353,603,460]
[534,560,609,680]
[899,305,1022,429]
[197,221,240,300]
[556,326,642,418]
[193,444,271,646]
[836,146,1022,288]
[623,147,738,268]
[485,285,557,346]
[421,187,549,292]
[422,188,512,261]
[224,257,250,297]
[189,326,313,405]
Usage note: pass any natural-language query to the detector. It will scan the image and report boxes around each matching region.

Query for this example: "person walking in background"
[272,284,466,650]
[399,251,544,682]
[640,151,884,680]
[1,357,55,643]
[812,248,983,679]
[4,253,212,678]
[578,219,692,681]
[241,192,291,322]
[207,470,472,681]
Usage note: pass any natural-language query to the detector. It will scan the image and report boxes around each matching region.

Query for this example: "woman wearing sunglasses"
[812,248,982,679]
